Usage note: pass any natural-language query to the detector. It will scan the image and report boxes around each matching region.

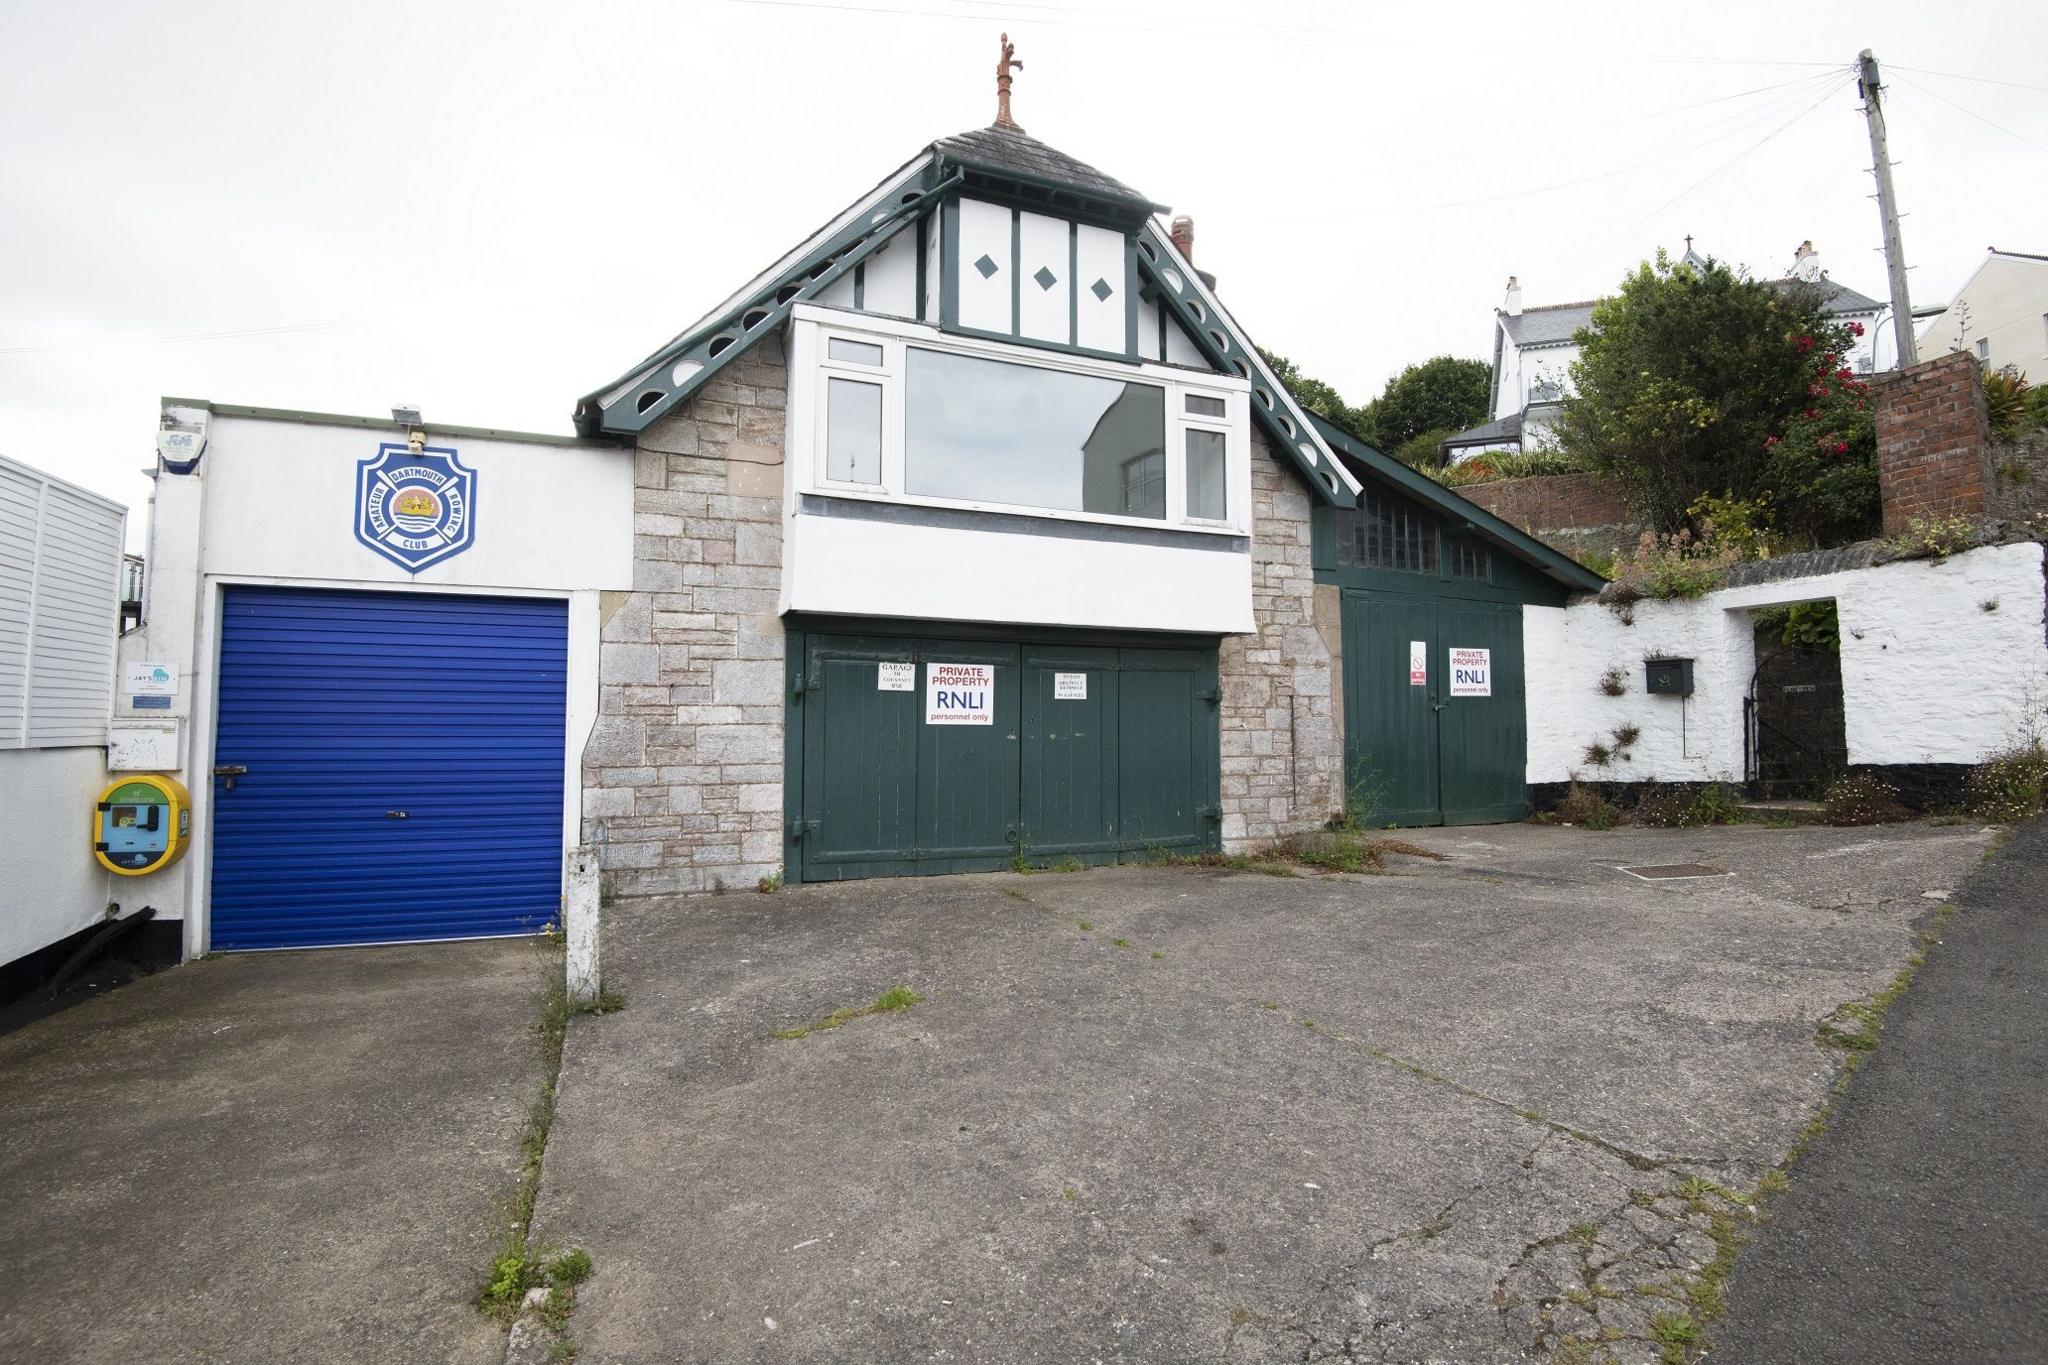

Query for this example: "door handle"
[213,763,248,790]
[386,810,410,819]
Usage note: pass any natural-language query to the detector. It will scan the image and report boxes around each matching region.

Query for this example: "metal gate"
[1340,589,1528,826]
[209,587,568,950]
[792,633,1219,881]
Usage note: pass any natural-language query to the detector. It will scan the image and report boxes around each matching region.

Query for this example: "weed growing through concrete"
[1150,951,1164,960]
[756,874,782,893]
[772,985,925,1040]
[1112,938,1132,948]
[1077,920,1093,931]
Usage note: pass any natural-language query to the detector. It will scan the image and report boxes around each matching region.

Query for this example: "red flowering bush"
[1758,317,1879,547]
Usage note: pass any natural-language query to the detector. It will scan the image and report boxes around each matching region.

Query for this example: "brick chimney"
[1169,215,1195,262]
[1503,275,1523,317]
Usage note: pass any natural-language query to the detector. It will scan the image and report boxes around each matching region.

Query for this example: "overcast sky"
[3,0,2044,538]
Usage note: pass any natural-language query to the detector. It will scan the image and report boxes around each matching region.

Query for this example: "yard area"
[527,820,1992,1364]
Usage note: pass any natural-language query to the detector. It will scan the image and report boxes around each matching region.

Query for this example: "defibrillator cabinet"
[93,776,191,876]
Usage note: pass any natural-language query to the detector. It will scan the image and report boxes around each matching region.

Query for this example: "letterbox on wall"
[1644,657,1695,697]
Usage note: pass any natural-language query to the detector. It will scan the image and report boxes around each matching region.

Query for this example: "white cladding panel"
[784,510,1254,633]
[816,271,857,309]
[1017,211,1070,345]
[1076,224,1127,353]
[1135,299,1163,361]
[861,230,918,319]
[194,415,633,591]
[922,210,942,322]
[0,746,113,965]
[956,197,1014,334]
[1163,313,1213,369]
[0,457,124,750]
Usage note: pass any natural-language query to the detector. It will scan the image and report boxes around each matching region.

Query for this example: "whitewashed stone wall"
[1527,539,2048,783]
[1218,437,1346,848]
[581,334,789,896]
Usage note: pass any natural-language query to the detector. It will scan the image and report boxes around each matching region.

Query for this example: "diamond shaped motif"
[973,254,999,279]
[1033,265,1058,291]
[1090,277,1115,302]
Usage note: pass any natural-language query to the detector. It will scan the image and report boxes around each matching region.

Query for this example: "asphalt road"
[1713,816,2048,1363]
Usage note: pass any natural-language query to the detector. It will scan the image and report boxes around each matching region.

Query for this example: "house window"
[1975,338,1990,361]
[1448,533,1491,581]
[795,308,1249,532]
[904,347,1166,518]
[1338,488,1437,573]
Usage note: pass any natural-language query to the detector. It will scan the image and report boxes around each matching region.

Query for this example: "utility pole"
[1857,48,1918,368]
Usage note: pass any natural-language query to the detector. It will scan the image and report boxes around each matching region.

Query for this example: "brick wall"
[580,332,789,897]
[1217,438,1345,847]
[1457,471,1641,564]
[1875,350,1995,535]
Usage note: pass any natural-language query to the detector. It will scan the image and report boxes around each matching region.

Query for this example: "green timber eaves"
[1308,413,1606,592]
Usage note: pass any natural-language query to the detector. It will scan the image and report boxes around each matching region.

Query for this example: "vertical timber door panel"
[1342,589,1442,827]
[1115,648,1213,854]
[1020,646,1120,862]
[1437,601,1529,825]
[914,640,1022,872]
[801,636,921,879]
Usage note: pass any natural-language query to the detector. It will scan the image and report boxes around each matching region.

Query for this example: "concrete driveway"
[530,821,1993,1364]
[0,939,546,1365]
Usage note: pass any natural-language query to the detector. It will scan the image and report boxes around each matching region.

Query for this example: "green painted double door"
[1340,590,1528,826]
[794,633,1219,881]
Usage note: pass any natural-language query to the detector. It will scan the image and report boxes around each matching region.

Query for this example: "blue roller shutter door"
[210,587,567,950]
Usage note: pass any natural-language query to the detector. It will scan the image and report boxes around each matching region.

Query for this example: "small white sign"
[877,661,914,692]
[124,661,177,697]
[1449,647,1492,697]
[926,662,995,725]
[1053,672,1088,701]
[1408,641,1427,687]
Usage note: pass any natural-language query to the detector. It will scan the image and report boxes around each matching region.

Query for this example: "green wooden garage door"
[791,633,1219,881]
[1341,589,1528,827]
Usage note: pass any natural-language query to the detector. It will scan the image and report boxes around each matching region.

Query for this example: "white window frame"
[788,303,1252,536]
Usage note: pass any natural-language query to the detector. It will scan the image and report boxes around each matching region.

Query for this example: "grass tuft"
[773,985,926,1040]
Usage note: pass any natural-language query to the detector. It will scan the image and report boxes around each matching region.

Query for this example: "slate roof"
[1501,302,1596,350]
[1442,412,1522,447]
[932,125,1160,212]
[1776,276,1882,315]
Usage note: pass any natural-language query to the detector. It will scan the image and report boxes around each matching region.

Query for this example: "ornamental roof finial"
[995,32,1023,131]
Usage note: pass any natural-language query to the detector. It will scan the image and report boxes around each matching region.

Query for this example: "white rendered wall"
[784,513,1255,633]
[122,410,633,956]
[1527,541,2048,783]
[0,747,114,965]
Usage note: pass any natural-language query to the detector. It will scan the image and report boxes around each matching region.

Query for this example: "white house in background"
[1442,240,1889,464]
[0,455,144,989]
[1917,248,2048,382]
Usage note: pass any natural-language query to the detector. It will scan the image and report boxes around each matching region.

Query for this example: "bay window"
[795,305,1248,533]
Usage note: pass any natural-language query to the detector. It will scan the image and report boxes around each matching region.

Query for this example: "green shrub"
[1437,448,1590,488]
[1887,513,1977,562]
[1633,782,1745,828]
[1968,742,2048,823]
[1555,781,1618,830]
[1822,773,1910,826]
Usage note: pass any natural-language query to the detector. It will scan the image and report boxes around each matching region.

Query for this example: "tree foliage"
[1357,356,1492,454]
[1259,349,1489,467]
[1554,251,1879,545]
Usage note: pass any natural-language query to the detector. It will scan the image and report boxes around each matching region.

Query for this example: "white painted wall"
[1918,252,2048,383]
[121,406,633,955]
[1525,541,2048,783]
[784,512,1255,633]
[0,747,114,966]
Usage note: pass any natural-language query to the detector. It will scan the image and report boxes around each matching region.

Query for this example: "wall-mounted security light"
[392,406,426,453]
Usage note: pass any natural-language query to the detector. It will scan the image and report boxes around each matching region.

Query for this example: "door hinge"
[792,673,808,698]
[788,819,818,841]
[1201,686,1221,708]
[1200,805,1223,823]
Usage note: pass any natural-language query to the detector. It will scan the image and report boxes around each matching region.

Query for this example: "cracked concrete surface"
[530,822,1991,1363]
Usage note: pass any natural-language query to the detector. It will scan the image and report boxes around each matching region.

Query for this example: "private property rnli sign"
[926,662,994,725]
[1449,647,1492,697]
[355,444,476,573]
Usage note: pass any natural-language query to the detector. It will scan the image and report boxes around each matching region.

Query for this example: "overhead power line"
[1890,64,2048,95]
[1891,74,2048,156]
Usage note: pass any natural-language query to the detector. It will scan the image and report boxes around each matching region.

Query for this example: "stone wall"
[581,332,789,897]
[1875,350,1996,535]
[1991,429,2048,521]
[1217,438,1345,848]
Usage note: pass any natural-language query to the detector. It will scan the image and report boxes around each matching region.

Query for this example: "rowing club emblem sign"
[354,444,476,573]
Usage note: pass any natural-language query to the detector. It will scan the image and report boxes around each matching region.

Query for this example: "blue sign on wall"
[355,444,476,573]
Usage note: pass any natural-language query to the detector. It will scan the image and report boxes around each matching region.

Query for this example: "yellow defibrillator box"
[93,776,191,876]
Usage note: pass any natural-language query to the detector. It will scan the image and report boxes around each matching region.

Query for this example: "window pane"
[825,377,882,483]
[1185,429,1227,520]
[1185,393,1227,418]
[904,348,1166,519]
[828,338,884,366]
[1447,533,1489,581]
[1338,488,1437,573]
